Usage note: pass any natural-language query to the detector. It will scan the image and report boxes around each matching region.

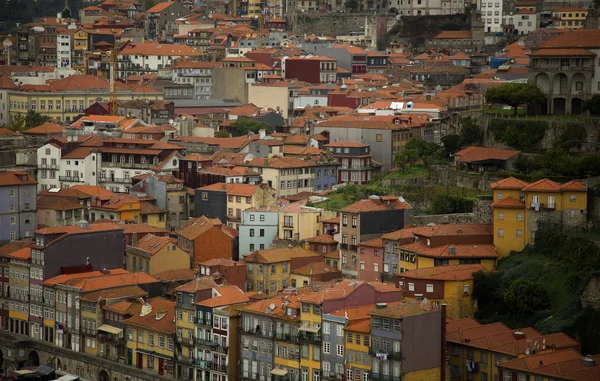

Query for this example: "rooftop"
[400,264,486,281]
[455,146,520,163]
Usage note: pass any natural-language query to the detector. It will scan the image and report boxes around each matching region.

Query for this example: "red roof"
[433,31,471,39]
[490,176,530,190]
[455,146,520,163]
[529,49,595,57]
[0,171,37,186]
[491,197,525,209]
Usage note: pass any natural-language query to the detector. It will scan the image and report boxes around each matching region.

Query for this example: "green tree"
[25,110,49,129]
[215,129,230,138]
[229,118,272,136]
[485,83,546,115]
[8,113,27,132]
[393,148,419,172]
[575,306,600,355]
[441,134,461,157]
[504,279,550,315]
[430,193,473,214]
[472,271,505,317]
[457,116,483,146]
[583,95,600,115]
[405,138,440,158]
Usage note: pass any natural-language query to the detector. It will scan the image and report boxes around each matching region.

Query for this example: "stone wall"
[411,196,493,226]
[0,135,46,169]
[287,13,376,37]
[0,331,172,381]
[430,165,491,192]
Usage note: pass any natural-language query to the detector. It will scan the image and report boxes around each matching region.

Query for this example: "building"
[176,216,239,266]
[315,115,434,169]
[498,349,600,381]
[56,29,73,70]
[290,262,341,287]
[447,317,580,381]
[117,100,175,125]
[36,195,86,227]
[195,183,276,229]
[314,44,367,75]
[117,41,201,77]
[171,61,215,100]
[454,146,520,172]
[303,233,339,257]
[145,1,191,41]
[357,237,383,282]
[243,246,322,294]
[491,177,588,258]
[369,301,444,381]
[478,0,503,33]
[239,206,280,256]
[90,194,166,229]
[505,9,538,36]
[552,7,588,29]
[324,142,374,185]
[0,171,37,243]
[339,196,412,279]
[124,297,176,377]
[125,234,190,275]
[398,264,486,319]
[278,200,337,242]
[284,56,337,84]
[197,258,247,290]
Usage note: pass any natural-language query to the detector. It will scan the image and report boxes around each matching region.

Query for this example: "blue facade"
[314,164,338,192]
[238,208,279,256]
[321,314,347,380]
[0,175,37,244]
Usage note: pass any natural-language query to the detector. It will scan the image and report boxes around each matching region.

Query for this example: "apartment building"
[498,349,600,381]
[125,234,190,275]
[324,142,374,185]
[491,177,588,258]
[552,7,587,29]
[478,0,504,33]
[339,196,412,279]
[239,206,280,256]
[284,56,337,84]
[0,171,37,243]
[56,29,73,70]
[528,29,600,115]
[197,258,247,291]
[447,317,579,381]
[314,44,367,75]
[117,41,202,78]
[176,216,239,266]
[144,0,191,40]
[278,200,337,242]
[171,61,215,100]
[195,183,277,229]
[36,196,86,227]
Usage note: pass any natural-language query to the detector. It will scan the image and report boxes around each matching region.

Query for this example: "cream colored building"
[247,83,289,118]
[278,199,337,241]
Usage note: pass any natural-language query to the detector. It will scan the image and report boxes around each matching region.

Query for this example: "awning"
[98,324,123,335]
[271,368,289,376]
[299,326,320,333]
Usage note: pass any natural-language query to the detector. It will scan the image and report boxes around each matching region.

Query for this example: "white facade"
[119,54,182,73]
[393,0,464,15]
[99,153,181,193]
[0,89,9,125]
[171,67,213,100]
[59,153,98,189]
[479,0,504,33]
[505,12,538,35]
[293,95,328,110]
[57,34,72,70]
[37,144,62,192]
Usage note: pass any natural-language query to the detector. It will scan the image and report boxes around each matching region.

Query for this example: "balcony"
[104,162,151,170]
[209,362,227,373]
[241,327,274,339]
[380,273,397,283]
[212,345,229,354]
[227,214,241,222]
[340,243,348,250]
[368,372,401,381]
[275,333,299,343]
[369,347,402,360]
[59,176,84,183]
[196,317,212,327]
[299,333,322,345]
[196,338,219,347]
[196,360,212,370]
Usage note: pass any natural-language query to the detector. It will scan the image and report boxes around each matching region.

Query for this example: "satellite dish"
[67,136,72,142]
[252,33,257,38]
[246,33,251,38]
[168,119,174,125]
[73,135,79,141]
[269,303,276,310]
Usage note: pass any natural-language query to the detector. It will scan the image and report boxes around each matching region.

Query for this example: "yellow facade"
[175,307,196,363]
[142,212,167,230]
[403,366,442,381]
[344,329,371,374]
[448,343,511,381]
[290,273,310,288]
[278,209,335,241]
[492,207,526,258]
[72,30,88,72]
[247,260,291,294]
[553,8,587,29]
[416,256,496,271]
[82,306,100,355]
[127,245,189,275]
[8,91,163,123]
[227,193,256,229]
[299,302,322,381]
[126,327,175,371]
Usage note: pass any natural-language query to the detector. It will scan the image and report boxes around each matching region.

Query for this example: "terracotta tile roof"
[153,268,195,282]
[415,224,493,238]
[81,285,147,304]
[196,285,250,307]
[491,197,525,209]
[529,49,595,57]
[317,114,431,130]
[23,122,65,135]
[70,185,115,198]
[553,6,586,12]
[198,258,243,267]
[522,178,561,193]
[175,276,217,293]
[129,234,173,256]
[300,279,399,304]
[147,1,178,12]
[331,44,366,55]
[0,128,18,136]
[36,222,122,237]
[61,272,159,292]
[400,264,486,281]
[359,237,383,248]
[234,156,315,169]
[539,30,600,49]
[490,176,530,190]
[560,180,587,192]
[329,303,379,320]
[400,242,497,259]
[172,135,254,150]
[380,226,434,241]
[0,171,37,186]
[0,240,32,257]
[455,146,520,163]
[291,262,340,276]
[103,300,135,313]
[433,31,471,39]
[120,41,202,57]
[305,234,338,244]
[44,269,129,286]
[182,153,212,161]
[446,317,481,333]
[123,297,176,333]
[345,319,371,333]
[244,246,320,264]
[197,182,260,196]
[62,147,93,159]
[9,247,31,260]
[37,195,85,211]
[498,349,600,381]
[321,216,340,224]
[140,201,165,215]
[340,197,411,213]
[176,215,224,241]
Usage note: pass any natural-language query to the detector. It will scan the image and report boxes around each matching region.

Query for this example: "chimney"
[259,129,266,139]
[513,330,526,340]
[582,356,597,368]
[140,302,152,316]
[132,232,138,245]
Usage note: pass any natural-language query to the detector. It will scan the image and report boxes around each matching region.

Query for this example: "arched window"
[140,156,147,164]
[153,156,159,165]
[111,154,117,163]
[120,155,125,164]
[128,155,134,164]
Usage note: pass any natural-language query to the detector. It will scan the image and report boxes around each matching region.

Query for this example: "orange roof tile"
[539,29,600,49]
[9,247,31,260]
[359,237,383,248]
[560,180,587,192]
[196,285,249,307]
[245,246,320,264]
[529,49,595,57]
[455,146,520,163]
[23,122,65,135]
[123,297,175,333]
[491,196,525,209]
[522,178,561,193]
[175,276,217,293]
[291,262,340,276]
[44,269,128,286]
[128,234,174,256]
[400,264,486,281]
[498,349,600,381]
[490,176,530,190]
[0,171,37,186]
[80,285,147,302]
[197,182,260,196]
[400,242,497,259]
[345,319,370,333]
[305,234,338,244]
[340,197,411,213]
[37,196,85,211]
[147,1,178,12]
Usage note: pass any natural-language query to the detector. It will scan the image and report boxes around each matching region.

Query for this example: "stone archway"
[572,98,584,114]
[553,98,566,115]
[26,350,39,367]
[535,72,550,94]
[99,370,110,381]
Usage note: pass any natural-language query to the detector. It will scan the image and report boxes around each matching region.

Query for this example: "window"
[463,284,469,294]
[336,344,344,357]
[159,335,165,348]
[498,212,504,220]
[323,342,330,353]
[408,283,414,291]
[570,194,576,202]
[347,333,353,343]
[336,324,344,337]
[497,228,504,237]
[496,192,502,200]
[323,322,330,334]
[376,134,382,142]
[516,229,523,237]
[426,284,434,293]
[517,213,523,221]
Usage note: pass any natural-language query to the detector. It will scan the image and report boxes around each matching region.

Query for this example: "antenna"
[269,303,275,310]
